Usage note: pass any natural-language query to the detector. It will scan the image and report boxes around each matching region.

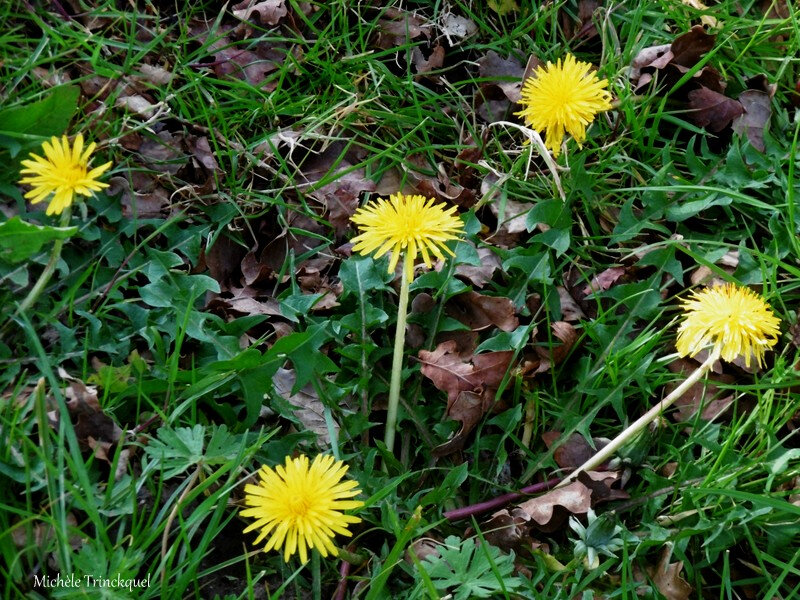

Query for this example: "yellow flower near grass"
[19,134,112,216]
[676,283,780,367]
[515,54,612,157]
[350,193,464,282]
[242,454,363,564]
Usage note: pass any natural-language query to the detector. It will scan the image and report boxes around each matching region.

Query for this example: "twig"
[444,476,562,521]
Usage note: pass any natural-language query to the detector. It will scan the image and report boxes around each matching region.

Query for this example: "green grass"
[1,0,800,598]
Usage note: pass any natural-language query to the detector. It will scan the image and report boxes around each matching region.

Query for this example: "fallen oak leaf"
[515,480,592,533]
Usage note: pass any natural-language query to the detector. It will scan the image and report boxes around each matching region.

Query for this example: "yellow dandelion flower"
[241,454,363,564]
[676,283,781,368]
[515,54,612,157]
[19,134,113,216]
[350,193,464,281]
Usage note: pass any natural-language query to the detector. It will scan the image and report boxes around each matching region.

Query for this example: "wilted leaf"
[516,481,593,532]
[534,321,577,369]
[645,548,693,600]
[687,86,744,133]
[446,291,519,332]
[456,246,501,288]
[440,12,477,41]
[477,51,524,102]
[412,44,445,78]
[375,9,431,50]
[542,431,607,470]
[732,90,771,152]
[272,368,337,447]
[420,340,514,455]
[666,359,735,421]
[582,267,627,296]
[232,0,287,25]
[557,286,586,322]
[51,371,123,464]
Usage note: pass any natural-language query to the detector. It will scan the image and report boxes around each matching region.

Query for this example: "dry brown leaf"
[406,538,443,563]
[516,481,593,532]
[440,12,477,41]
[49,372,124,468]
[582,267,627,296]
[534,321,577,369]
[306,166,376,236]
[477,51,525,102]
[557,286,586,322]
[272,368,337,447]
[412,44,445,76]
[542,431,607,470]
[446,291,519,332]
[136,63,174,86]
[456,247,501,289]
[375,9,431,50]
[666,358,735,421]
[419,340,483,403]
[481,507,531,552]
[420,341,514,455]
[232,0,287,25]
[108,174,170,220]
[434,330,480,359]
[732,89,771,152]
[647,547,693,600]
[687,86,744,133]
[490,195,530,236]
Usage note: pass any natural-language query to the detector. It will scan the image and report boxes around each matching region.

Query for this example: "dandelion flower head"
[241,454,363,564]
[676,283,780,368]
[19,134,112,216]
[350,193,464,281]
[515,54,612,157]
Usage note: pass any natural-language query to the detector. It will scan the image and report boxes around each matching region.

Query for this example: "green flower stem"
[557,349,720,487]
[17,208,72,316]
[384,255,410,457]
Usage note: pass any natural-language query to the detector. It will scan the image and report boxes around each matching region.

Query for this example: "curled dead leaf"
[446,291,519,332]
[272,368,338,447]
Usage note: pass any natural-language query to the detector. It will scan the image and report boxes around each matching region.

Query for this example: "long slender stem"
[557,351,719,488]
[444,476,562,521]
[16,208,72,316]
[384,255,410,456]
